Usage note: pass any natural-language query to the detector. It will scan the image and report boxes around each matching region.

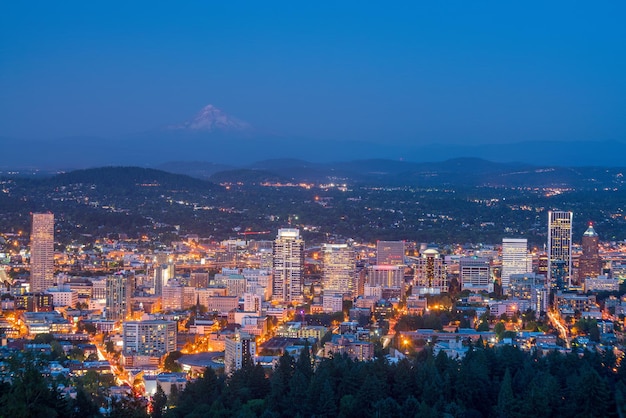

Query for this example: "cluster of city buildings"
[0,209,625,394]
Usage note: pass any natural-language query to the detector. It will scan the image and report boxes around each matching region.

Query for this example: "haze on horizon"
[1,1,625,149]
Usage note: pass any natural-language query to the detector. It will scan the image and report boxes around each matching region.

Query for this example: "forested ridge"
[162,343,623,418]
[2,342,624,417]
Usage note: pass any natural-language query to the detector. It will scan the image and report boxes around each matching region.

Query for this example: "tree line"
[1,341,624,417]
[164,342,624,418]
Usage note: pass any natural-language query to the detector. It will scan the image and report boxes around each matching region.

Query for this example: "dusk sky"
[1,1,625,146]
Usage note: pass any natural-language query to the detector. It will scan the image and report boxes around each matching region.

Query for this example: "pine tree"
[151,384,167,418]
[316,380,337,418]
[495,369,518,418]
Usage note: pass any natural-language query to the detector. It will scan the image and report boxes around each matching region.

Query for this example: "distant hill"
[50,166,217,191]
[2,164,626,246]
[155,161,234,180]
[158,157,626,189]
[209,169,289,184]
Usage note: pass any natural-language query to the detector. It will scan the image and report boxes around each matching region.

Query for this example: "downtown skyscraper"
[547,210,573,289]
[106,272,132,321]
[413,248,447,294]
[30,213,54,293]
[322,243,356,297]
[272,228,304,303]
[501,238,531,294]
[578,223,601,281]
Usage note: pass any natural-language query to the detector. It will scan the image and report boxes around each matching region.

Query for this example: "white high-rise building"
[123,320,177,357]
[154,263,175,296]
[272,228,304,303]
[501,238,531,293]
[30,213,55,293]
[224,331,256,375]
[548,211,573,289]
[322,243,356,296]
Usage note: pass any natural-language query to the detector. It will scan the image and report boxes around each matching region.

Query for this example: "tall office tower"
[272,228,304,303]
[376,241,405,265]
[413,248,447,294]
[460,257,492,292]
[322,243,356,296]
[224,331,256,375]
[106,273,131,321]
[30,213,55,293]
[548,211,573,289]
[578,223,601,281]
[501,238,531,293]
[154,263,175,296]
[123,320,177,357]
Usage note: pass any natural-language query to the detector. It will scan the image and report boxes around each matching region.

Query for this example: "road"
[547,310,571,349]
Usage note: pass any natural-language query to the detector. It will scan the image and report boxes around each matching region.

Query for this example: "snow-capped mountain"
[168,104,251,132]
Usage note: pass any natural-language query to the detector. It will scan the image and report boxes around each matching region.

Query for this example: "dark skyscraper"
[578,223,601,281]
[548,210,573,289]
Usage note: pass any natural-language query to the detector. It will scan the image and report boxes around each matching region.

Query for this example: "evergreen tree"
[150,384,167,418]
[316,379,337,418]
[285,370,310,417]
[267,352,295,413]
[338,394,359,418]
[170,368,223,417]
[496,369,518,418]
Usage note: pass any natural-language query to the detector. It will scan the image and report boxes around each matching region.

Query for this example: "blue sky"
[1,1,625,145]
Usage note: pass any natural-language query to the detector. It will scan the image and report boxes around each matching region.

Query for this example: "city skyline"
[4,205,626,416]
[2,2,626,413]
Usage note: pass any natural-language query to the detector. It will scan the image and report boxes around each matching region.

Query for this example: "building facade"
[322,243,356,296]
[460,257,492,292]
[501,238,531,293]
[224,331,256,374]
[366,265,404,289]
[548,210,573,289]
[272,228,304,303]
[376,240,405,265]
[578,223,601,281]
[106,273,131,321]
[123,320,177,357]
[413,248,447,294]
[30,213,55,293]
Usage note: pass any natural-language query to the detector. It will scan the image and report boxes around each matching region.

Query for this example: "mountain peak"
[168,104,251,132]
